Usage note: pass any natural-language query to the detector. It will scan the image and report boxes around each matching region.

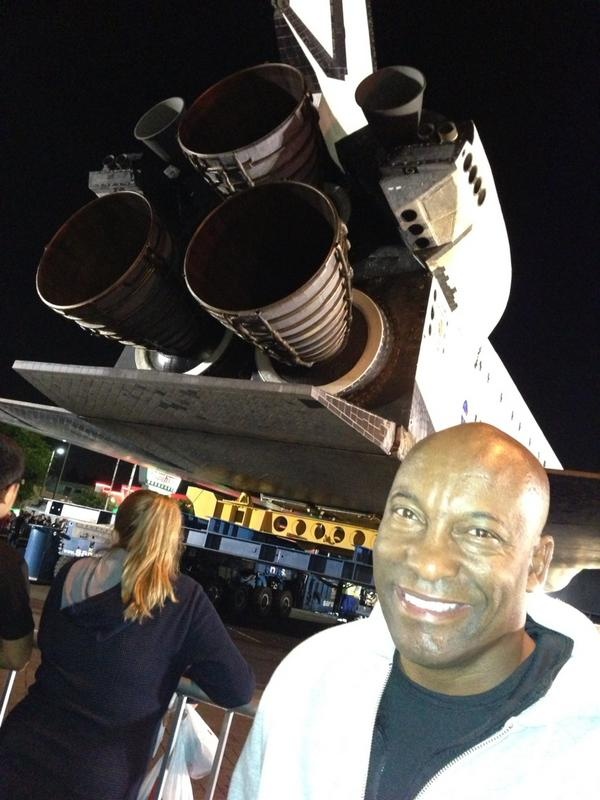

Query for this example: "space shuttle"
[0,1,597,584]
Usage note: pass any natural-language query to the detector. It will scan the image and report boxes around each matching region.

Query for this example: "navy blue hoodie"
[0,558,255,800]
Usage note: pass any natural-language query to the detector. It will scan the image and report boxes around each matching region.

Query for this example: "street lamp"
[41,446,66,499]
[51,443,71,500]
[104,458,121,510]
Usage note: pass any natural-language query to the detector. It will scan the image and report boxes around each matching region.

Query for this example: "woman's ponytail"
[115,490,183,622]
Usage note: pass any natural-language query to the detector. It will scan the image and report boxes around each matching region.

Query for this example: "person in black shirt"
[367,422,567,798]
[229,423,599,800]
[0,434,34,671]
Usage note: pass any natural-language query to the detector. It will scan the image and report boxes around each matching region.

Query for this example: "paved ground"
[1,583,332,799]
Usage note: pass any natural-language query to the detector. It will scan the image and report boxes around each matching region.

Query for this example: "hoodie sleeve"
[181,582,255,708]
[227,700,267,800]
[0,545,34,640]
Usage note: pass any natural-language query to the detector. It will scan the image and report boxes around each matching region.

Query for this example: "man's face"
[373,435,549,691]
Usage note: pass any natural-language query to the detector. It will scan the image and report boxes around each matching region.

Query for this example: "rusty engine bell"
[184,181,353,368]
[178,63,325,196]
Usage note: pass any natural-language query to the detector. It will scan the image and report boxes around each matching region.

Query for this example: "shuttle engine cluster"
[35,61,510,412]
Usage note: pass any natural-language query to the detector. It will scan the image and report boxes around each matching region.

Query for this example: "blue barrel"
[24,525,58,582]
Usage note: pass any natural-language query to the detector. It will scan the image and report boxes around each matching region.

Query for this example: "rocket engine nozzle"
[177,63,325,196]
[184,181,353,367]
[36,192,219,357]
[134,96,186,166]
[355,66,426,149]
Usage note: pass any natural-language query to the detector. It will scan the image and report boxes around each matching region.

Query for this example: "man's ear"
[0,481,20,517]
[527,535,554,591]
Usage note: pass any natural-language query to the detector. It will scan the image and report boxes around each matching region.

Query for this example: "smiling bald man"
[374,422,553,696]
[229,423,600,800]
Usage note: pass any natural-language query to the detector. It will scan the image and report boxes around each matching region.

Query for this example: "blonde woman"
[0,490,255,800]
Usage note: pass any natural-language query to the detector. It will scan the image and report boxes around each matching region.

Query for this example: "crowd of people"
[0,509,70,549]
[0,425,598,799]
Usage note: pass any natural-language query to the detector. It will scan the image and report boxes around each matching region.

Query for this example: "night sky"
[2,1,598,480]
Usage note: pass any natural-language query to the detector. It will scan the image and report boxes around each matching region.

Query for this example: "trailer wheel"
[227,585,249,616]
[274,589,293,618]
[252,586,273,617]
[53,555,75,578]
[204,578,226,608]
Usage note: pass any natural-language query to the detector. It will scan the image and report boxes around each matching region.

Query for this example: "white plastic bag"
[137,756,162,800]
[137,704,217,799]
[182,705,218,779]
[137,734,194,800]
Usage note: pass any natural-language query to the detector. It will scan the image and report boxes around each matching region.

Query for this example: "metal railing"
[155,678,256,800]
[0,668,17,727]
[0,667,256,800]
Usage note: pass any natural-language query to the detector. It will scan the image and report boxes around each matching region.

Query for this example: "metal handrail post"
[204,709,235,800]
[174,678,256,798]
[0,670,17,727]
[155,693,187,800]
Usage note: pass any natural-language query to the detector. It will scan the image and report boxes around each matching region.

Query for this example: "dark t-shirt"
[365,618,573,800]
[0,540,34,640]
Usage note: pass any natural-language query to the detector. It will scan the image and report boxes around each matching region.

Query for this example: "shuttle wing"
[5,361,407,512]
[1,360,597,578]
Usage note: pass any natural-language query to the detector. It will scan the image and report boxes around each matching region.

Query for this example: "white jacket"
[228,593,600,800]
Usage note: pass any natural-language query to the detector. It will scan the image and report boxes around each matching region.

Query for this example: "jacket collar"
[364,592,600,721]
